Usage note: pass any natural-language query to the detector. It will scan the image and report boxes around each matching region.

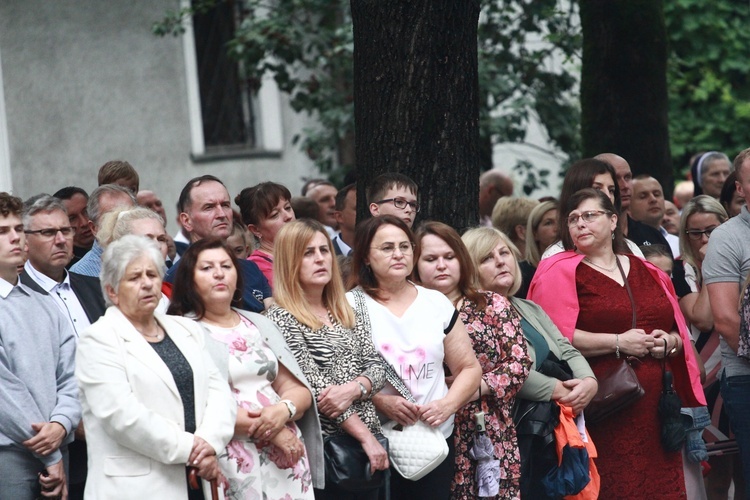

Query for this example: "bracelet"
[668,334,680,356]
[356,380,368,400]
[280,399,296,420]
[615,334,620,359]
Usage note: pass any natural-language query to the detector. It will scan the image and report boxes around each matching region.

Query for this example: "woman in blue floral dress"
[414,222,531,499]
[168,239,321,499]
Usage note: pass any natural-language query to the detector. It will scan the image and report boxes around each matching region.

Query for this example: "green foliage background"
[155,0,750,188]
[664,0,750,177]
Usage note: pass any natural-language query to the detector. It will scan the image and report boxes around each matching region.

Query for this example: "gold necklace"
[584,256,618,273]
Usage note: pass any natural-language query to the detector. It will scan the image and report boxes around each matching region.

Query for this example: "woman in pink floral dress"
[414,222,531,499]
[168,239,321,499]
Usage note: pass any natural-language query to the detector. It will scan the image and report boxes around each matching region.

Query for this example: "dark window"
[192,1,256,150]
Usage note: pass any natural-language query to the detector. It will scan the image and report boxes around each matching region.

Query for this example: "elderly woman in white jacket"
[76,236,235,499]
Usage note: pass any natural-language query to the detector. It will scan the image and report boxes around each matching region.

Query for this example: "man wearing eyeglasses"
[367,172,420,229]
[19,194,106,500]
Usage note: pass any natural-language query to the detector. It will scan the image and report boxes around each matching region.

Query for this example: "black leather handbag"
[324,432,389,491]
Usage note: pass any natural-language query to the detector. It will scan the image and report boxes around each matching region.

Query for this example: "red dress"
[576,256,685,499]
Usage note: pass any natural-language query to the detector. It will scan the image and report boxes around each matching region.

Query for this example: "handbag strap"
[616,256,637,329]
[351,287,418,404]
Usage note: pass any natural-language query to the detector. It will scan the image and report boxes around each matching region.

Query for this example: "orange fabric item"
[555,404,600,500]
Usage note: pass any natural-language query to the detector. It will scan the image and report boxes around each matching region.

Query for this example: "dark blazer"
[20,270,106,324]
[68,272,107,323]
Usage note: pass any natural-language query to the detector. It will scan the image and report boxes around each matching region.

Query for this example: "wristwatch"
[280,399,296,420]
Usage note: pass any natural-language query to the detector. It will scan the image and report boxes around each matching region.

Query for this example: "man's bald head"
[595,153,632,211]
[479,170,514,218]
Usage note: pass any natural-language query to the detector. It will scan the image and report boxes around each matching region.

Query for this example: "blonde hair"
[679,195,728,285]
[273,219,355,329]
[490,197,539,248]
[525,200,558,267]
[462,226,523,297]
[96,206,164,247]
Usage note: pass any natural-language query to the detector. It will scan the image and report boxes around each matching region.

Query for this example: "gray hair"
[699,152,732,186]
[87,184,137,228]
[100,235,165,306]
[462,226,523,297]
[679,195,728,282]
[22,194,68,227]
[96,206,165,247]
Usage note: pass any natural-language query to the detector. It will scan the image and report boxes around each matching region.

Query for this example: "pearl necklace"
[584,256,618,273]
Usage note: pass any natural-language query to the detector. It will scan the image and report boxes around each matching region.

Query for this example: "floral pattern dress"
[451,291,531,500]
[202,315,314,500]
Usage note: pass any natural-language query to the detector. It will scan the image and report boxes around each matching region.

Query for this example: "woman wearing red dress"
[528,188,705,498]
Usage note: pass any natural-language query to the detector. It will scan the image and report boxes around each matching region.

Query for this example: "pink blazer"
[527,251,706,407]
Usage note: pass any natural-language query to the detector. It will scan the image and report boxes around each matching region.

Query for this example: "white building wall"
[0,0,317,224]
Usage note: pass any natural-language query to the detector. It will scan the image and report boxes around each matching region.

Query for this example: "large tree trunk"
[351,0,481,231]
[579,0,673,193]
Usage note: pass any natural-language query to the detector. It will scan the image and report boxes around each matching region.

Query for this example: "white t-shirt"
[347,285,456,437]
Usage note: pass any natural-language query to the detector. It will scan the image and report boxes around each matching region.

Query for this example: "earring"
[612,232,615,240]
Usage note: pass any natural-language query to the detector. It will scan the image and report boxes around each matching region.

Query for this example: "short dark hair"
[177,175,225,213]
[290,197,319,220]
[366,173,418,204]
[166,238,244,319]
[0,192,23,217]
[53,186,88,201]
[301,178,334,197]
[640,244,672,261]
[98,160,140,192]
[235,182,292,227]
[348,215,414,299]
[720,171,739,209]
[335,183,356,211]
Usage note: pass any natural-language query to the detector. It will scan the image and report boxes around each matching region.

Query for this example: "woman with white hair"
[76,235,235,499]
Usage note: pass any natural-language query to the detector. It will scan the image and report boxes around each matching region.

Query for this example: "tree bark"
[580,0,673,193]
[351,0,481,231]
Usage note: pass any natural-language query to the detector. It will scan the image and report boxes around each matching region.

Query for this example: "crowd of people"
[1,150,748,500]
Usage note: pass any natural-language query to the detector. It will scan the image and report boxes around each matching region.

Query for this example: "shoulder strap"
[351,287,417,404]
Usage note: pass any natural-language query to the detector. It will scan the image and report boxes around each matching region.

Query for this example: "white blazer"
[76,307,236,499]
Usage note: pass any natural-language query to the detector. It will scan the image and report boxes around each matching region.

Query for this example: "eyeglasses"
[566,210,611,227]
[371,242,415,256]
[25,227,76,239]
[685,226,717,241]
[375,198,420,213]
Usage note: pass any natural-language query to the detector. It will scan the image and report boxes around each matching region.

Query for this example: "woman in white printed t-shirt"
[346,215,482,500]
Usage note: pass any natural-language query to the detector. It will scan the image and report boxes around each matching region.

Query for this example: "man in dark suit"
[332,183,356,256]
[21,194,107,500]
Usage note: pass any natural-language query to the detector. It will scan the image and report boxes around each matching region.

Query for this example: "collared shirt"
[0,275,16,298]
[25,261,91,337]
[659,226,681,258]
[332,233,352,256]
[69,240,104,278]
